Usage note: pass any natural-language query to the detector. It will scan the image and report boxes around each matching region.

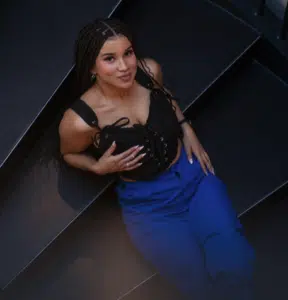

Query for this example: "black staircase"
[1,0,288,299]
[255,0,288,39]
[279,3,288,40]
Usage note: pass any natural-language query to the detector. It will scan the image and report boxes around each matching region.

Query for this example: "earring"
[91,73,96,83]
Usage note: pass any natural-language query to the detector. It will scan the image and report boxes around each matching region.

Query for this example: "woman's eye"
[104,56,114,62]
[125,49,134,56]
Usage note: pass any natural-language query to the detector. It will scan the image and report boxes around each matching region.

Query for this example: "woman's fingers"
[198,152,214,175]
[99,144,145,174]
[123,152,146,169]
[184,143,193,164]
[115,145,143,161]
[124,162,143,171]
[198,157,208,176]
[119,147,146,170]
[110,145,144,171]
[202,152,215,175]
[103,141,117,157]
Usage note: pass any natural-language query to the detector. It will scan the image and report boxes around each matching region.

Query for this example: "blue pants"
[116,145,255,299]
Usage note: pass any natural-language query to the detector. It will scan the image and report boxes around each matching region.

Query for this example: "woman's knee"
[204,228,255,279]
[189,175,241,240]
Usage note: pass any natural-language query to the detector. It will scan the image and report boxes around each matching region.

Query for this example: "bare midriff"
[120,139,182,182]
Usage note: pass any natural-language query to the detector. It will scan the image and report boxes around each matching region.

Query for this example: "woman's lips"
[118,73,132,82]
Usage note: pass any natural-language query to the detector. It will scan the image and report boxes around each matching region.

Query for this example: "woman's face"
[92,35,137,89]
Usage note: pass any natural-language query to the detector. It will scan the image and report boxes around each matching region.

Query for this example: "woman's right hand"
[92,141,146,175]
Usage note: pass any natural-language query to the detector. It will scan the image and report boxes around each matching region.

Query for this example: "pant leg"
[189,174,256,300]
[126,217,211,299]
[116,162,212,299]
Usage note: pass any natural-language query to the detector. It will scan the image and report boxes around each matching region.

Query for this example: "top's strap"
[70,99,99,128]
[70,66,160,128]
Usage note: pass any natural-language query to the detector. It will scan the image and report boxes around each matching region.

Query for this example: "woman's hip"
[115,145,206,213]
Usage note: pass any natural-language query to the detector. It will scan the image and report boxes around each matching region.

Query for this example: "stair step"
[0,0,124,289]
[3,192,155,300]
[115,274,184,300]
[243,193,288,300]
[0,0,259,290]
[186,59,288,213]
[0,0,121,168]
[120,0,259,110]
[229,0,288,57]
[4,187,288,299]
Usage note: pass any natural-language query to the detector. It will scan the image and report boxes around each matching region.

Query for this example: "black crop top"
[70,66,183,181]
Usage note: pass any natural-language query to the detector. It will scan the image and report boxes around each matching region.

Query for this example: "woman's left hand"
[182,124,215,176]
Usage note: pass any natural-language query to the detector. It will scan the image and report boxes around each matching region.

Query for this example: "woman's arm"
[59,110,144,175]
[59,110,101,173]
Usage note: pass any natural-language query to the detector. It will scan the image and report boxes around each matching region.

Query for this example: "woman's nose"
[117,58,128,71]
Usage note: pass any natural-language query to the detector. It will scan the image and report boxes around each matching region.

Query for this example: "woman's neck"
[95,78,136,101]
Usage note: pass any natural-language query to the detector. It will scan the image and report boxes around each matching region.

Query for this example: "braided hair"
[74,18,134,96]
[38,18,176,168]
[74,17,176,111]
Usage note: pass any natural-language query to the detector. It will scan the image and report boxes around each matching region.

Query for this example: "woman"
[59,18,255,299]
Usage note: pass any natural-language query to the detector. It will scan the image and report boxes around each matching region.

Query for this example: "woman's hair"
[74,18,134,95]
[73,17,175,104]
[38,18,175,168]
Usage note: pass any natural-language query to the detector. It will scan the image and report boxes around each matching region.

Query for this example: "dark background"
[0,0,119,167]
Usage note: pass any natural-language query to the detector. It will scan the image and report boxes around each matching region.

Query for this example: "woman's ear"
[90,65,97,75]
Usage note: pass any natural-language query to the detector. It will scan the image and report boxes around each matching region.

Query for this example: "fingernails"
[189,158,193,164]
[141,153,146,157]
[112,141,116,146]
[138,145,144,150]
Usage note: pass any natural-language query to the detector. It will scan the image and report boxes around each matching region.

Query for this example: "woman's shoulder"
[59,108,95,138]
[63,87,101,128]
[60,96,100,137]
[138,57,163,85]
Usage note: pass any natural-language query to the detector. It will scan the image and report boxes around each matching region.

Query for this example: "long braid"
[38,18,175,168]
[37,18,134,167]
[138,58,177,112]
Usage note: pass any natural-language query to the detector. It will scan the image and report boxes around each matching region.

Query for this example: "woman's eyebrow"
[101,46,132,57]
